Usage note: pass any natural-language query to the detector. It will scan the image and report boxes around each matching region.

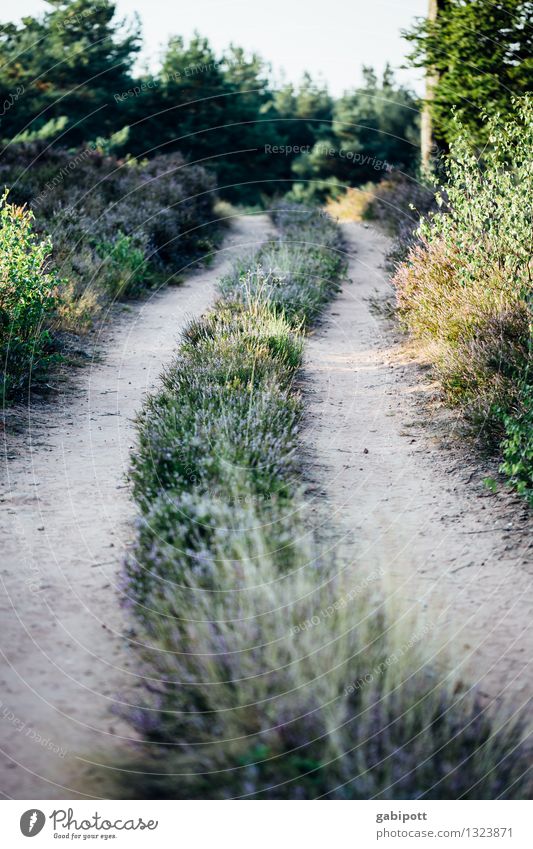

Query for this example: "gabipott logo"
[20,809,46,837]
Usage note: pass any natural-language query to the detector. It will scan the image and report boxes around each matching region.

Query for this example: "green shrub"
[0,192,60,400]
[130,302,303,515]
[124,489,311,620]
[393,99,532,496]
[500,383,533,505]
[96,231,149,298]
[0,143,219,330]
[364,172,438,263]
[405,0,532,152]
[220,204,345,326]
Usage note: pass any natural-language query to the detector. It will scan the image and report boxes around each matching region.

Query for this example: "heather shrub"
[123,490,311,619]
[393,100,532,492]
[120,537,530,799]
[0,142,219,328]
[130,373,301,513]
[500,383,533,505]
[220,204,345,325]
[0,192,60,400]
[129,302,303,514]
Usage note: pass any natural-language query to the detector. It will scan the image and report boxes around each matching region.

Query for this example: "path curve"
[302,221,532,712]
[0,214,273,800]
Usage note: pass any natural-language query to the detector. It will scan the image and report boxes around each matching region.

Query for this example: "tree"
[128,35,286,203]
[0,0,140,144]
[420,0,442,170]
[273,73,333,150]
[217,44,286,200]
[291,66,420,200]
[405,0,533,151]
[119,34,234,177]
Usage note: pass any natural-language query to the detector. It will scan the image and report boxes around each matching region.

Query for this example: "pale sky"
[2,0,427,95]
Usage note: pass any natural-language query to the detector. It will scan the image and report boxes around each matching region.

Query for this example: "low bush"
[0,142,219,332]
[116,207,531,798]
[324,184,376,221]
[365,173,438,263]
[393,99,532,497]
[323,175,437,268]
[95,232,149,299]
[500,383,533,505]
[220,205,345,325]
[0,192,60,401]
[121,540,530,799]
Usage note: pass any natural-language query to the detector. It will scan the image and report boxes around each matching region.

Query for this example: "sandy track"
[302,222,532,712]
[0,214,273,800]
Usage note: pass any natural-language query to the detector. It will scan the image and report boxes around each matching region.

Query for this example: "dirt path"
[302,221,532,711]
[0,214,273,800]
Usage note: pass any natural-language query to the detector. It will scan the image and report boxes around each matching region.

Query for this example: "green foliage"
[362,172,437,258]
[333,65,419,173]
[12,116,69,144]
[220,205,345,324]
[0,1,421,205]
[95,231,148,298]
[0,142,219,330]
[405,0,533,150]
[393,99,532,499]
[500,383,533,504]
[121,35,286,204]
[291,67,420,201]
[0,0,140,144]
[274,72,333,151]
[0,192,60,399]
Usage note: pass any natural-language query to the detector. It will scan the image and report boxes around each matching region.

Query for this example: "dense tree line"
[0,0,420,203]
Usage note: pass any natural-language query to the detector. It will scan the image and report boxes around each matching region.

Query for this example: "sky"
[2,0,428,95]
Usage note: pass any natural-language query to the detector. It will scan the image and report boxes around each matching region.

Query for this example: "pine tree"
[405,0,533,150]
[0,0,140,144]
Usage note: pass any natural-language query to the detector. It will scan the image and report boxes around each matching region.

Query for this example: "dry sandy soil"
[302,221,532,715]
[0,214,273,800]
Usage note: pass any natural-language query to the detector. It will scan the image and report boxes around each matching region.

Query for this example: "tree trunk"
[421,0,441,172]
